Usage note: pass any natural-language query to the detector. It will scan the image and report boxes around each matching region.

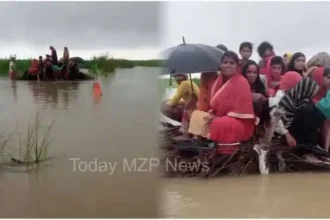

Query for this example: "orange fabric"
[279,71,303,91]
[197,72,218,112]
[311,67,327,103]
[28,59,39,75]
[210,74,255,119]
[93,82,102,97]
[9,71,15,80]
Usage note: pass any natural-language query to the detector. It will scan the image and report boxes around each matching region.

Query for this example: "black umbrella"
[162,37,224,75]
[162,37,223,91]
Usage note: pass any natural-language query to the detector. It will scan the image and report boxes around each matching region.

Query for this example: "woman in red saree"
[197,71,218,112]
[208,51,257,155]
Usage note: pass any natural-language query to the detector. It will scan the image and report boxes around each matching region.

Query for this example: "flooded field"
[1,67,330,217]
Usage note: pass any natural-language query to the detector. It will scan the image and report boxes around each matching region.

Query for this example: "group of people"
[162,41,330,163]
[9,46,78,81]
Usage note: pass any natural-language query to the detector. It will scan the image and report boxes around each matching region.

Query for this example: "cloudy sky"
[1,1,330,60]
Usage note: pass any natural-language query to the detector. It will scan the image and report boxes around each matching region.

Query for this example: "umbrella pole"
[189,73,195,95]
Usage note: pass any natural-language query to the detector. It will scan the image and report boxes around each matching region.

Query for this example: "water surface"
[1,68,330,218]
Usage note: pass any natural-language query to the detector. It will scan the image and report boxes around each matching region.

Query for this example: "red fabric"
[279,71,303,91]
[210,116,255,154]
[311,67,327,103]
[209,74,255,149]
[260,56,273,87]
[197,72,218,112]
[28,59,39,75]
[210,74,255,118]
[9,71,15,80]
[268,88,277,97]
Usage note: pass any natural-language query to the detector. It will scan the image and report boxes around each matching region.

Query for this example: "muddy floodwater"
[1,67,330,217]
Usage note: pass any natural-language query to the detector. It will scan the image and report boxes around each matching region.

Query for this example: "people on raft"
[268,56,285,96]
[238,42,253,73]
[286,52,306,77]
[162,73,200,133]
[189,51,258,155]
[277,77,330,163]
[282,52,293,71]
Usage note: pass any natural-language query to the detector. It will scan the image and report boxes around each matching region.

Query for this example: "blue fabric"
[316,90,330,119]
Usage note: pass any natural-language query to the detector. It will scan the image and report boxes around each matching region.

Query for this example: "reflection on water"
[0,67,159,217]
[28,81,80,110]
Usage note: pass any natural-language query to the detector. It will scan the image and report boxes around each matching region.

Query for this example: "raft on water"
[159,110,330,178]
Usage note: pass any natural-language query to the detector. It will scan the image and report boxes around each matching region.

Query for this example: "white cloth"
[268,90,288,135]
[259,74,268,91]
[9,61,15,72]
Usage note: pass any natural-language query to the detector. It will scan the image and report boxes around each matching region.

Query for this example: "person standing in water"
[9,57,16,80]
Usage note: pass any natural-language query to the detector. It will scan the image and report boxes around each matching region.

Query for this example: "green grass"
[0,113,55,166]
[0,53,164,76]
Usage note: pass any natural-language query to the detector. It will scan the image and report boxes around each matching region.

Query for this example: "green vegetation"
[0,53,164,76]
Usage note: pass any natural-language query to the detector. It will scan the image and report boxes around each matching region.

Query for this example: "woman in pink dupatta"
[309,67,327,103]
[208,51,257,155]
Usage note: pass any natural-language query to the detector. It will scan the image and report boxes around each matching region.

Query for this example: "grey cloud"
[165,2,330,58]
[0,2,163,50]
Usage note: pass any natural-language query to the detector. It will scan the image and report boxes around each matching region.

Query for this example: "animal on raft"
[159,110,330,178]
[18,61,93,81]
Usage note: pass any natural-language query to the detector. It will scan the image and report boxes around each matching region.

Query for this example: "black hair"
[239,42,253,52]
[257,41,274,58]
[242,60,266,95]
[287,52,305,75]
[270,56,285,75]
[220,51,240,65]
[323,68,330,77]
[216,44,228,52]
[39,56,42,59]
